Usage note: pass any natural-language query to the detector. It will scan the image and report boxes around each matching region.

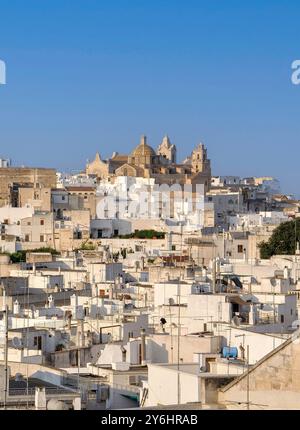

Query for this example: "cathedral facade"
[86,135,212,192]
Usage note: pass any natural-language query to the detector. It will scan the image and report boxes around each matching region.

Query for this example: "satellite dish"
[12,337,23,349]
[160,317,167,326]
[15,373,23,382]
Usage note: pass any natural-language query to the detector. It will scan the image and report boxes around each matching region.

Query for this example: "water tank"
[222,346,238,359]
[47,399,68,410]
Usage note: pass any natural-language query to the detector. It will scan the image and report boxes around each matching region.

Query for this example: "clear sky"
[0,0,299,195]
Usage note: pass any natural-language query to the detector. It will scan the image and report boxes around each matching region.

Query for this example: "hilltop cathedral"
[86,135,211,192]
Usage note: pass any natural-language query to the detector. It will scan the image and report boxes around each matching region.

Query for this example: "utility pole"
[3,304,9,410]
[246,345,250,410]
[77,319,82,392]
[295,219,297,255]
[96,284,99,339]
[177,221,183,405]
[177,287,181,405]
[212,258,216,294]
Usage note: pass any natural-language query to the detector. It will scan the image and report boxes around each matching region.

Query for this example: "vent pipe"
[141,328,146,365]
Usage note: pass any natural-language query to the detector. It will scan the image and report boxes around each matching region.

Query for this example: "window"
[97,230,103,239]
[40,219,44,226]
[172,245,176,251]
[280,315,284,323]
[25,234,30,242]
[237,245,244,253]
[34,336,42,350]
[40,235,44,242]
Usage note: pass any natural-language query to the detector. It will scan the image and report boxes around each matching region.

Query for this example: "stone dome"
[131,135,156,158]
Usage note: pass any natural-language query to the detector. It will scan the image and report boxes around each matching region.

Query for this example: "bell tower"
[191,143,211,175]
[157,135,177,164]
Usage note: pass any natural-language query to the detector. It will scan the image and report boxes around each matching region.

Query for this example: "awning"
[227,295,249,306]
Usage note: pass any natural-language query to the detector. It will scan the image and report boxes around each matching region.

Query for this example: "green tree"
[9,247,59,263]
[10,250,27,263]
[258,219,300,259]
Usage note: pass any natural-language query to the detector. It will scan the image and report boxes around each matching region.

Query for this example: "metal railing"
[9,386,75,396]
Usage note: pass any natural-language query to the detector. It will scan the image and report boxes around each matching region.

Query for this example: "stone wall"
[218,338,300,409]
[0,167,56,207]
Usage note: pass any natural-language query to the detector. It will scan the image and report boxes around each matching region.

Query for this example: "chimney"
[73,397,81,410]
[80,320,85,347]
[35,387,46,410]
[13,300,20,316]
[140,328,146,365]
[48,295,54,308]
[67,313,72,330]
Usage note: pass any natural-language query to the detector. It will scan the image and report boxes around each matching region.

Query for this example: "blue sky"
[0,0,300,195]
